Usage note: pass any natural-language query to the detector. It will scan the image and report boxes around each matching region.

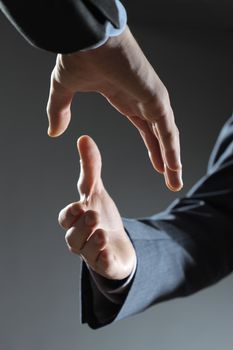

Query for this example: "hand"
[47,26,183,192]
[58,135,136,280]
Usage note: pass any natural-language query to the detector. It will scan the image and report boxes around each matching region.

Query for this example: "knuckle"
[67,245,77,254]
[165,146,177,156]
[92,229,107,246]
[93,211,99,223]
[58,209,66,228]
[85,210,99,226]
[162,129,174,142]
[155,88,170,114]
[58,204,72,228]
[141,91,171,122]
[162,126,179,143]
[155,104,170,122]
[163,128,180,149]
[70,202,83,217]
[159,86,170,106]
[65,228,76,248]
[58,203,82,229]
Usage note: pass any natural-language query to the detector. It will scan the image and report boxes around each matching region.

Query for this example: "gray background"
[0,0,233,349]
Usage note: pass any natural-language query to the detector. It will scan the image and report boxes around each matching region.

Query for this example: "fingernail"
[172,179,183,192]
[165,168,183,192]
[173,172,183,191]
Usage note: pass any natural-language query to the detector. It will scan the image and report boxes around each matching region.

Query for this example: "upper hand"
[47,26,183,192]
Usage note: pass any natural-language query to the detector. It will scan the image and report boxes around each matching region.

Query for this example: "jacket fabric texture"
[81,115,233,328]
[0,0,120,53]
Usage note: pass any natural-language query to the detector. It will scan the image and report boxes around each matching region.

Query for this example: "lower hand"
[58,135,136,280]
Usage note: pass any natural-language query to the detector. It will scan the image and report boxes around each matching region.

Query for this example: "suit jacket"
[0,0,120,53]
[81,115,233,328]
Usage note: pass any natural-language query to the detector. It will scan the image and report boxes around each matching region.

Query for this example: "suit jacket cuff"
[85,256,137,305]
[1,0,127,53]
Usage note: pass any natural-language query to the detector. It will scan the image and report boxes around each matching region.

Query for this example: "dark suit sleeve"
[0,0,121,53]
[81,115,233,329]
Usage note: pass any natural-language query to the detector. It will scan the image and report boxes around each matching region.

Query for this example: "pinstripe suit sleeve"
[81,115,233,329]
[0,0,126,53]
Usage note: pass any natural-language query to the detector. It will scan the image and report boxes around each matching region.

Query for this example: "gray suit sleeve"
[81,115,233,329]
[0,0,125,53]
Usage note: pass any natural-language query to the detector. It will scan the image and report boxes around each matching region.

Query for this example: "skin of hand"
[47,26,183,192]
[58,135,137,280]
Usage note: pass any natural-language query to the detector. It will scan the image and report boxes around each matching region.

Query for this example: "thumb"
[77,135,102,200]
[46,68,74,137]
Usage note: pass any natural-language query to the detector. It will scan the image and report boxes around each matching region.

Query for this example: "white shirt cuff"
[80,0,127,51]
[87,256,137,304]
